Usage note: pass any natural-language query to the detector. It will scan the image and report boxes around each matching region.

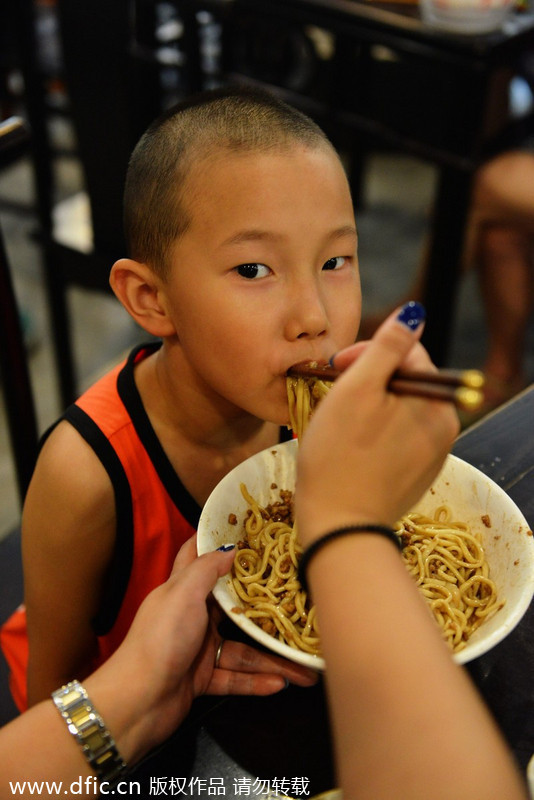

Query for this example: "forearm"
[0,665,157,798]
[0,700,94,797]
[26,642,96,710]
[308,536,527,800]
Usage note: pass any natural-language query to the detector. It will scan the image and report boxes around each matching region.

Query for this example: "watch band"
[52,681,127,788]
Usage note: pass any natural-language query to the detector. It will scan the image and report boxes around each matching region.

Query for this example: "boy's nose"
[285,283,329,341]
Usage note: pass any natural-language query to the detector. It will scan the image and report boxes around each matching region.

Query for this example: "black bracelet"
[299,524,402,594]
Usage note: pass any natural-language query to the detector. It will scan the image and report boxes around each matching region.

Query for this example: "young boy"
[1,86,361,709]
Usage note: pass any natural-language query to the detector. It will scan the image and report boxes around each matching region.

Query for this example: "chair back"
[0,117,39,504]
[55,0,162,258]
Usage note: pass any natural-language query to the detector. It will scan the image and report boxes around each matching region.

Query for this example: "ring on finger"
[215,639,225,669]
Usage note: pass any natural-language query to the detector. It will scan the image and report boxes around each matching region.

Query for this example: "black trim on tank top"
[62,404,134,636]
[117,345,203,529]
[279,425,293,444]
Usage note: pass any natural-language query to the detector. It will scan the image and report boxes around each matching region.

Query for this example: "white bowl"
[420,0,514,34]
[197,440,534,669]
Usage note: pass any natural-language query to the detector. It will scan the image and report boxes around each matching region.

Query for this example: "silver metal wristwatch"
[52,680,127,788]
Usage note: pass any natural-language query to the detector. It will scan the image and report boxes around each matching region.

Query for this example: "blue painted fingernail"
[217,544,235,552]
[328,353,338,367]
[396,301,426,331]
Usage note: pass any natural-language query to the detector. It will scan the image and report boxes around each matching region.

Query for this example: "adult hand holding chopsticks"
[295,301,460,544]
[293,300,527,800]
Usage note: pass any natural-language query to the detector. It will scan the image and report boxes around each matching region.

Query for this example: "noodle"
[286,374,332,438]
[396,507,503,653]
[231,483,321,656]
[230,377,503,656]
[232,489,503,655]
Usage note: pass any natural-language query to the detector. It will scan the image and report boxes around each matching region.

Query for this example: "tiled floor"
[1,121,533,541]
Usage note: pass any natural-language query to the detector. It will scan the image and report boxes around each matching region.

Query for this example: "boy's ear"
[110,258,175,338]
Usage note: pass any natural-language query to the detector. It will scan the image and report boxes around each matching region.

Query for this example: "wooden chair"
[0,114,38,726]
[10,0,156,407]
[0,117,39,505]
[13,0,229,407]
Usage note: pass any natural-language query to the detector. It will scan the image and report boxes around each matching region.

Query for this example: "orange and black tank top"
[1,343,292,710]
[70,342,203,661]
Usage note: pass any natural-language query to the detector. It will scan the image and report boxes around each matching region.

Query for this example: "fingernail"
[396,301,426,331]
[328,353,338,367]
[217,544,235,552]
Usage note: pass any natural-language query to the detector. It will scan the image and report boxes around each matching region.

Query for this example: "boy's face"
[163,143,361,425]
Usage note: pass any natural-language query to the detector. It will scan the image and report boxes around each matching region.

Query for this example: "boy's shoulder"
[31,342,165,512]
[31,346,149,496]
[30,417,115,517]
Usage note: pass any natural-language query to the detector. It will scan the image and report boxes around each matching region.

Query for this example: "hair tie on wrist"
[299,524,402,594]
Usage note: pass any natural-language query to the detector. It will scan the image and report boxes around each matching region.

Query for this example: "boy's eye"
[235,263,271,279]
[322,256,346,271]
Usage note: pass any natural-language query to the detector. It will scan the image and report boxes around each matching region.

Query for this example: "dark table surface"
[453,386,534,781]
[131,388,534,798]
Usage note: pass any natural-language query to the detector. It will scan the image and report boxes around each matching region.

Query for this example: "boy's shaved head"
[124,86,337,277]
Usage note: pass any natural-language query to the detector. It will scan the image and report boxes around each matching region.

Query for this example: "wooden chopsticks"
[286,363,486,411]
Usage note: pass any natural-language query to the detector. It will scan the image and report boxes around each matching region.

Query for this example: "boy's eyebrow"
[330,224,358,242]
[222,225,358,247]
[222,230,280,246]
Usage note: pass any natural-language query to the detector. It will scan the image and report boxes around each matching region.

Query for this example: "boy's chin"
[265,405,292,428]
[256,409,292,429]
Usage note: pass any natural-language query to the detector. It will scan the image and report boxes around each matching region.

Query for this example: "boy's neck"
[141,346,274,444]
[133,346,281,504]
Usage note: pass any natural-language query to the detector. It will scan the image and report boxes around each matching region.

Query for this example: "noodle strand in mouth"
[287,373,332,438]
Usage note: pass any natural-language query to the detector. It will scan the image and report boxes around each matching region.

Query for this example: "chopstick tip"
[461,369,485,390]
[456,386,485,411]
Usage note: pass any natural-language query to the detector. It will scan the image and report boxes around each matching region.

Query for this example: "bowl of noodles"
[197,440,534,669]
